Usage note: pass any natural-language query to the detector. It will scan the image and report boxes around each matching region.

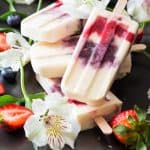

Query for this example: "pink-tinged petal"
[48,134,65,150]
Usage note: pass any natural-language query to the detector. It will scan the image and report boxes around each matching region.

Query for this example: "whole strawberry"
[111,106,150,150]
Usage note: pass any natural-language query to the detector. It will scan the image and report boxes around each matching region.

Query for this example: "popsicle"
[61,0,139,105]
[30,37,132,78]
[21,2,82,43]
[36,75,122,131]
[30,36,79,78]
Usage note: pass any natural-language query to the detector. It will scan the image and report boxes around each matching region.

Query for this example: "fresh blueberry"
[1,67,17,83]
[6,14,22,27]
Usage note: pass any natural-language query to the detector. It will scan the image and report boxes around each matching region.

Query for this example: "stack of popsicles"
[21,0,139,133]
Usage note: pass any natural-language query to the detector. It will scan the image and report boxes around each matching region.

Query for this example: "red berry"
[0,33,10,51]
[0,104,33,131]
[0,83,5,95]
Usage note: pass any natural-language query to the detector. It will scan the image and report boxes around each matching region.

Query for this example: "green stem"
[5,0,16,12]
[19,58,31,109]
[33,143,38,150]
[36,0,43,12]
[28,38,33,45]
[143,51,150,59]
[0,27,18,33]
[140,20,150,25]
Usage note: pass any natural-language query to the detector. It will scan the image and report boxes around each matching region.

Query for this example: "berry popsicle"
[36,75,122,131]
[61,0,139,105]
[30,36,79,78]
[30,36,132,78]
[21,2,81,43]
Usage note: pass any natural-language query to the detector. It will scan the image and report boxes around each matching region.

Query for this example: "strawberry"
[0,33,10,52]
[111,106,150,150]
[135,28,144,43]
[0,104,33,131]
[0,83,5,95]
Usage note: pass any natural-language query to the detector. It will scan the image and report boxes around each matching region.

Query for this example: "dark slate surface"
[0,1,150,150]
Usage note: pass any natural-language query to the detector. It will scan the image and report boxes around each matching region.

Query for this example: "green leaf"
[134,105,146,122]
[0,95,22,106]
[126,136,137,145]
[139,22,145,29]
[0,11,27,21]
[0,11,14,21]
[19,58,31,109]
[113,125,132,135]
[5,0,16,12]
[20,92,46,102]
[143,51,150,59]
[144,126,150,146]
[0,93,45,107]
[136,141,147,150]
[0,27,18,33]
[33,143,38,150]
[140,20,150,26]
[128,116,137,128]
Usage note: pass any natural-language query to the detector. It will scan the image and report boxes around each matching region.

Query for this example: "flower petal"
[127,0,150,22]
[63,132,76,149]
[63,115,81,149]
[101,0,111,6]
[44,93,66,109]
[62,118,81,149]
[0,49,23,71]
[24,115,48,147]
[48,135,65,150]
[60,0,107,19]
[32,99,47,115]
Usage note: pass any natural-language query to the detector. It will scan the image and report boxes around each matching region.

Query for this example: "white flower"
[127,0,150,22]
[24,93,81,150]
[0,32,30,71]
[14,0,35,5]
[60,0,110,19]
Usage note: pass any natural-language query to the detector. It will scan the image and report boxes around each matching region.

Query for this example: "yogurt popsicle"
[30,36,79,78]
[21,2,81,43]
[61,0,139,105]
[30,37,132,78]
[36,75,122,131]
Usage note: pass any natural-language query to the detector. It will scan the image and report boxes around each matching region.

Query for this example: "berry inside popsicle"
[61,0,139,105]
[36,75,122,131]
[21,1,82,43]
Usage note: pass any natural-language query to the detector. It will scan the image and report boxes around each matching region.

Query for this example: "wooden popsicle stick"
[95,116,112,135]
[113,0,127,14]
[131,44,146,52]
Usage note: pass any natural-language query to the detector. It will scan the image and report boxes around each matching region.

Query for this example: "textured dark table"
[0,1,150,150]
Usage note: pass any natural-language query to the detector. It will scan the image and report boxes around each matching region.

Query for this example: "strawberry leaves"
[112,106,150,150]
[136,140,147,150]
[113,125,132,135]
[128,115,137,128]
[134,105,146,122]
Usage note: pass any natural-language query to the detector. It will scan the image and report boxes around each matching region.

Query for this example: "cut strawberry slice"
[0,104,33,131]
[0,33,10,52]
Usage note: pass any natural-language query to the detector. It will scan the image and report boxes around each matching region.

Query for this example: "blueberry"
[6,14,22,27]
[1,67,17,83]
